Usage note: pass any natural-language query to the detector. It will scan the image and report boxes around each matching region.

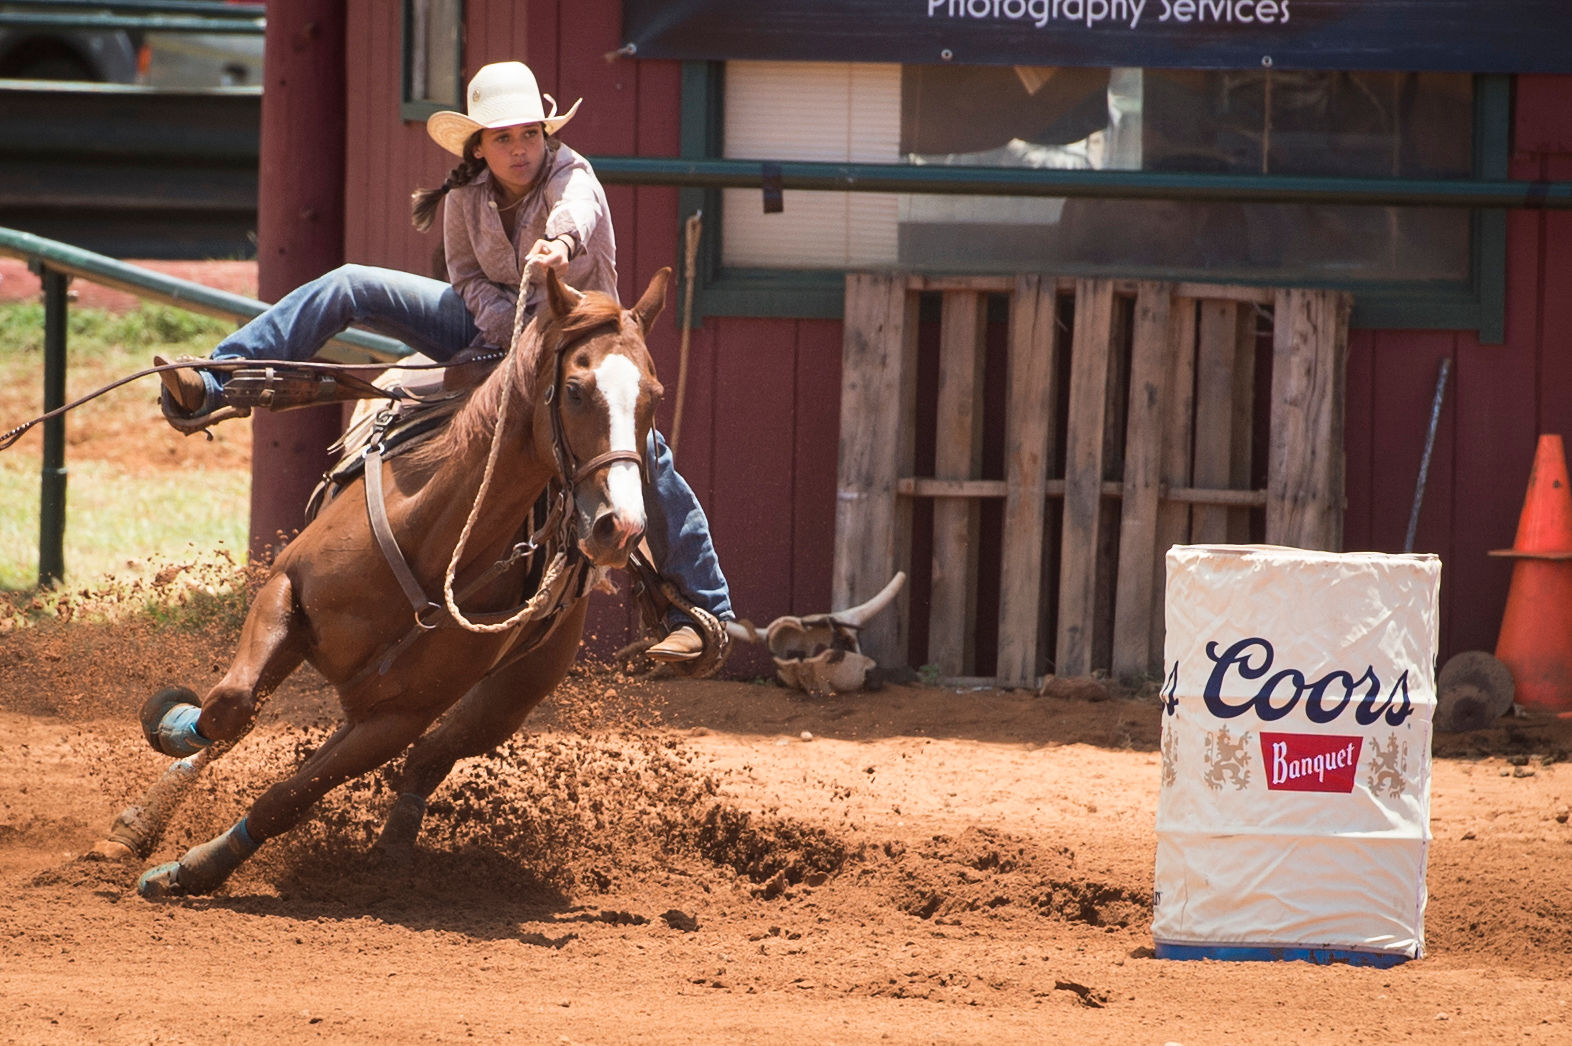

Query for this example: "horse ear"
[544,266,582,321]
[631,267,671,336]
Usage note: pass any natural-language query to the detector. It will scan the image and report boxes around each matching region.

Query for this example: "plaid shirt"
[442,142,618,348]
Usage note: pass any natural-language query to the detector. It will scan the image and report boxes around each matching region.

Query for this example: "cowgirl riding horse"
[158,60,731,666]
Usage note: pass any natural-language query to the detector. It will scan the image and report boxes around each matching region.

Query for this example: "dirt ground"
[3,261,1572,1044]
[2,638,1572,1046]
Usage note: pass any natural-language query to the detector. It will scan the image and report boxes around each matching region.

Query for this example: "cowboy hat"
[426,61,582,157]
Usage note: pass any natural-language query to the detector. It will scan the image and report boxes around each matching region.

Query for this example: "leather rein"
[0,355,496,452]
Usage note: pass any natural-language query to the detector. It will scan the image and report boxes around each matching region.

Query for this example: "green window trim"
[399,0,464,124]
[678,63,1509,343]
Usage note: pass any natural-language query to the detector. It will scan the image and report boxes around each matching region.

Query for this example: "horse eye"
[564,380,585,405]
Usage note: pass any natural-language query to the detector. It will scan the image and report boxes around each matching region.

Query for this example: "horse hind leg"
[90,746,211,862]
[373,601,588,864]
[370,672,550,865]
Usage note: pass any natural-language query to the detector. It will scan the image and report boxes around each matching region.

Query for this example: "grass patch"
[0,300,230,355]
[0,545,261,635]
[0,458,249,590]
[0,300,249,595]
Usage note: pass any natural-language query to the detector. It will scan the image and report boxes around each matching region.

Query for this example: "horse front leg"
[373,601,588,864]
[138,707,431,898]
[93,573,306,863]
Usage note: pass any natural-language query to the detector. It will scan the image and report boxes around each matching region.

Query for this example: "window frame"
[399,0,465,123]
[679,62,1508,342]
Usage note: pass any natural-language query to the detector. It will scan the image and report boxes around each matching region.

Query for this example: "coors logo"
[1260,732,1363,793]
[1193,636,1416,727]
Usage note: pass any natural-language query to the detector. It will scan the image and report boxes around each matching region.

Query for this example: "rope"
[669,210,702,456]
[437,255,575,634]
[437,355,579,634]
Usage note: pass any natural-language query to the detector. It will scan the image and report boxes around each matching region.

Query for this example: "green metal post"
[38,265,68,587]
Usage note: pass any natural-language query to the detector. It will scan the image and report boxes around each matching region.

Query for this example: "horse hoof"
[87,839,138,863]
[136,862,186,899]
[368,841,415,871]
[141,687,201,753]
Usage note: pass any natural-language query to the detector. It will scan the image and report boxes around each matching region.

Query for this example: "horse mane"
[403,288,629,471]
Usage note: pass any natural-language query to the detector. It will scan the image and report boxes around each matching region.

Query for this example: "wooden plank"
[900,478,1009,498]
[906,274,1016,294]
[898,476,1262,504]
[1227,301,1258,543]
[1190,300,1241,543]
[1151,296,1197,666]
[1169,282,1275,305]
[834,274,915,666]
[928,290,988,675]
[1056,279,1117,678]
[1112,282,1173,679]
[1267,288,1351,550]
[996,275,1060,688]
[1092,292,1130,673]
[1165,486,1266,506]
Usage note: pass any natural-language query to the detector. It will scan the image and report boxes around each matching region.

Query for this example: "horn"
[832,571,906,630]
[725,619,766,645]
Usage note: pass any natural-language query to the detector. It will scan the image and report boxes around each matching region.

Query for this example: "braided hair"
[411,129,566,232]
[411,130,487,232]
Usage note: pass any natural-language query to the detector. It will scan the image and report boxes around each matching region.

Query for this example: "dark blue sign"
[622,0,1572,73]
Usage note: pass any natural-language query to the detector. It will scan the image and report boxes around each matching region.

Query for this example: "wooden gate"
[833,274,1351,688]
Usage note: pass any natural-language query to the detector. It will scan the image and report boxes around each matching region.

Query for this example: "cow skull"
[726,572,906,697]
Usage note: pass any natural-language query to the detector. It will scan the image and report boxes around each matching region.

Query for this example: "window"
[689,62,1506,337]
[402,0,463,120]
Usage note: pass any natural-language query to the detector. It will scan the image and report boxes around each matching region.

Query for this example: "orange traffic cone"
[1491,434,1572,713]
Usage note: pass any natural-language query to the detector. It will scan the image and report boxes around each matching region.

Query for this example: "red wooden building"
[257,1,1572,685]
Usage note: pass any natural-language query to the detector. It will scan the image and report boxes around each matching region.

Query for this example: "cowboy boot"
[647,624,704,663]
[154,354,208,414]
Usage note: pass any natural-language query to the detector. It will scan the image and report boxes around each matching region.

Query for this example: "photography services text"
[927,0,1289,31]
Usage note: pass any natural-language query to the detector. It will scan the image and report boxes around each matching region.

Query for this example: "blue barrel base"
[1155,942,1415,968]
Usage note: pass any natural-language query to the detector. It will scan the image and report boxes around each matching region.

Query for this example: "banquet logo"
[1200,637,1415,727]
[1260,732,1362,793]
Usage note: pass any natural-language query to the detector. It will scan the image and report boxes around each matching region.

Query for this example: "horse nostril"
[591,510,642,553]
[591,511,619,548]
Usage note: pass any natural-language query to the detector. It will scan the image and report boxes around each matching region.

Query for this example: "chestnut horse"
[95,267,672,898]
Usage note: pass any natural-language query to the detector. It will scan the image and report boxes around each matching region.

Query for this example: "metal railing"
[0,0,264,35]
[0,226,408,587]
[590,156,1572,210]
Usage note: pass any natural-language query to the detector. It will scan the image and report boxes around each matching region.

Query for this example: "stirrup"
[160,395,251,436]
[626,551,731,679]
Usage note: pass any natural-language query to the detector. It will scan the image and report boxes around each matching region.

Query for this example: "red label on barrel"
[1259,733,1364,793]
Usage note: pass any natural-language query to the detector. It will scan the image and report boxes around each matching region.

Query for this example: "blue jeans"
[198,263,731,624]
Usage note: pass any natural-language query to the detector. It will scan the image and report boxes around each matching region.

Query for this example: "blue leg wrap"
[137,817,262,899]
[230,817,260,856]
[157,704,212,756]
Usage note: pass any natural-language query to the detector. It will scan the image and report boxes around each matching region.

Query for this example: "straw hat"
[426,61,582,157]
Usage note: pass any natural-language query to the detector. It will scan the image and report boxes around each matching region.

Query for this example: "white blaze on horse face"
[594,353,646,531]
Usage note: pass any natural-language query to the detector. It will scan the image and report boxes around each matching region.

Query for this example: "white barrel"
[1152,544,1440,967]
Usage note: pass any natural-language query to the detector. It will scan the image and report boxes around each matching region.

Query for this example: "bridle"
[435,307,655,631]
[541,316,651,494]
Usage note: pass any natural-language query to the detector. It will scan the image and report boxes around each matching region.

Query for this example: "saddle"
[305,353,480,523]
